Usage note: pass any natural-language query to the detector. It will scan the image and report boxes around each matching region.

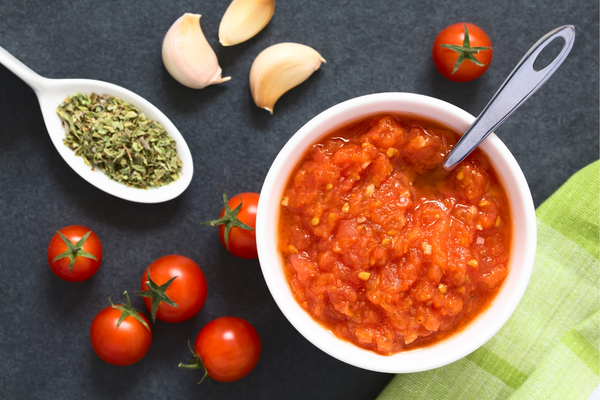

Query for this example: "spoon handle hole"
[533,36,566,72]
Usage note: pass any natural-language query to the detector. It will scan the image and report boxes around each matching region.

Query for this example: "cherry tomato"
[136,255,207,323]
[432,23,493,82]
[90,292,152,366]
[47,225,103,282]
[180,317,261,383]
[202,188,259,259]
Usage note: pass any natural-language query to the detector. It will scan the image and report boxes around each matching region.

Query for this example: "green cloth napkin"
[377,160,599,400]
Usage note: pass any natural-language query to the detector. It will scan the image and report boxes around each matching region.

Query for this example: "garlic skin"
[162,13,231,89]
[249,43,325,114]
[219,0,275,46]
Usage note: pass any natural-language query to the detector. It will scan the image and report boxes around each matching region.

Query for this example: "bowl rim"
[256,92,537,373]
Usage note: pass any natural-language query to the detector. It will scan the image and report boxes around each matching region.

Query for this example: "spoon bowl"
[0,46,193,203]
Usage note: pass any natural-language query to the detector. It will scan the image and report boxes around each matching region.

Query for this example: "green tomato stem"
[438,24,492,74]
[201,187,254,251]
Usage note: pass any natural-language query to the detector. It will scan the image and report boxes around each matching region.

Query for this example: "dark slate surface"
[0,1,597,399]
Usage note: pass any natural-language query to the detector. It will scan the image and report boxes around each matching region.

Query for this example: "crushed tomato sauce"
[278,114,511,355]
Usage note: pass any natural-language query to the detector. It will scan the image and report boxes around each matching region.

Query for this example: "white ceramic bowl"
[256,93,537,373]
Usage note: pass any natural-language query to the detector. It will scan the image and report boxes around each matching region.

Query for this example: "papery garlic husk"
[249,43,325,114]
[162,13,231,89]
[219,0,275,46]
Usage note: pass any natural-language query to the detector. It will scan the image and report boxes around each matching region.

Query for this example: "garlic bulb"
[162,13,231,89]
[249,43,325,114]
[219,0,275,46]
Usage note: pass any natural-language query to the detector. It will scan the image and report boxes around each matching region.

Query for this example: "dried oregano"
[57,93,182,189]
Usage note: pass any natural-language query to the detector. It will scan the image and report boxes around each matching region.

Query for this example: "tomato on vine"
[179,316,261,383]
[90,292,152,366]
[47,225,103,282]
[432,23,493,82]
[202,188,259,259]
[135,255,207,323]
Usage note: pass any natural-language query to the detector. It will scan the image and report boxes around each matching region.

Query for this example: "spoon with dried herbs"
[0,45,193,203]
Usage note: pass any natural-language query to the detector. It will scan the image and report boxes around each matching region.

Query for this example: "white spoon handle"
[0,45,49,93]
[443,25,576,170]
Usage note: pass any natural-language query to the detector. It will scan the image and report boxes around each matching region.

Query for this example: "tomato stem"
[134,270,178,323]
[52,230,98,273]
[201,187,255,251]
[178,341,210,386]
[109,291,151,331]
[438,24,492,74]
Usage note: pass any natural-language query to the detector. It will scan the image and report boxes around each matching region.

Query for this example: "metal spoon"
[0,46,193,203]
[443,25,575,171]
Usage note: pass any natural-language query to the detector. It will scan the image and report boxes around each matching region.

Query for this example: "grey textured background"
[0,1,597,399]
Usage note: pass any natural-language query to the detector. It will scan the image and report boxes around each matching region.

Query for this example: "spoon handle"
[443,25,576,171]
[0,45,49,93]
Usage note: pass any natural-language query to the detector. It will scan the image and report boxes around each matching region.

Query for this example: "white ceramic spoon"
[0,46,193,204]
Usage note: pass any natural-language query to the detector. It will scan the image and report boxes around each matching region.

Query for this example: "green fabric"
[536,162,600,260]
[377,160,600,400]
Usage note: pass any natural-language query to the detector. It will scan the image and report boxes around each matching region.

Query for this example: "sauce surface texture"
[278,114,511,354]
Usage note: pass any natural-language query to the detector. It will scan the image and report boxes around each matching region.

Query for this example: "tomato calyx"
[201,187,254,251]
[438,24,492,75]
[51,230,98,273]
[134,270,178,323]
[109,291,150,331]
[178,341,210,386]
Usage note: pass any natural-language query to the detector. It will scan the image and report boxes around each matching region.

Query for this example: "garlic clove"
[162,13,231,89]
[249,43,325,114]
[219,0,275,46]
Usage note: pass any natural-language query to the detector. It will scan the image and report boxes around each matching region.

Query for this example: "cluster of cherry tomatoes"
[46,189,262,383]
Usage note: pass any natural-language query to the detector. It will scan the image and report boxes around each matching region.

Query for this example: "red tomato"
[90,292,152,366]
[202,189,259,259]
[181,317,261,383]
[218,192,259,259]
[136,255,207,323]
[432,23,493,82]
[47,225,103,282]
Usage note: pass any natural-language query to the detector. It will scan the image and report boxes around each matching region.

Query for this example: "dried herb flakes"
[57,93,182,189]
